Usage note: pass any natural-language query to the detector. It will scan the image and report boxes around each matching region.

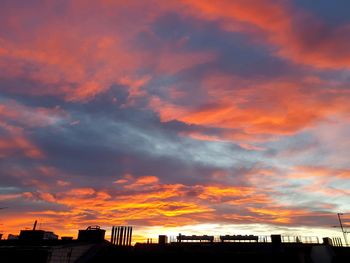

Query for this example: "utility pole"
[338,213,348,246]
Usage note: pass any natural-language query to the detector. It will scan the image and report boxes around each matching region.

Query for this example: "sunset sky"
[0,0,350,242]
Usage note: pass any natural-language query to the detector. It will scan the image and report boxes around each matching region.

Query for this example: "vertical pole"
[127,226,131,246]
[129,227,133,246]
[119,226,124,246]
[123,226,127,246]
[116,227,120,245]
[128,226,131,246]
[126,226,130,246]
[111,226,115,243]
[338,213,348,246]
[114,227,117,245]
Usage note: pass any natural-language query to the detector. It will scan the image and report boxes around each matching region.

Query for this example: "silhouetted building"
[158,235,168,245]
[7,234,18,240]
[220,235,258,242]
[78,225,105,242]
[19,230,45,241]
[271,234,282,244]
[323,237,333,246]
[177,234,214,243]
[19,230,58,241]
[61,236,73,241]
[1,225,350,262]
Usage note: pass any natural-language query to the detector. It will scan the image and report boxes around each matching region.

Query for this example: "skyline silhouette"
[1,223,350,262]
[0,0,350,246]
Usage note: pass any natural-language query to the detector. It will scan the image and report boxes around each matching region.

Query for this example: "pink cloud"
[150,74,350,142]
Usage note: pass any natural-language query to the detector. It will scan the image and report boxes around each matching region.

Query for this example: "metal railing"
[161,234,349,247]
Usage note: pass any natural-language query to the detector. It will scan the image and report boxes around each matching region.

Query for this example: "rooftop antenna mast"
[338,213,349,246]
[33,220,38,231]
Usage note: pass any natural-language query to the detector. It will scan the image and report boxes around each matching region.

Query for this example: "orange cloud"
[133,176,159,185]
[0,1,216,102]
[150,75,350,141]
[247,207,312,224]
[114,174,160,189]
[0,175,338,239]
[197,186,254,202]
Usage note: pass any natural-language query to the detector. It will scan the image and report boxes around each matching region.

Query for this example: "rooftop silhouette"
[0,221,349,263]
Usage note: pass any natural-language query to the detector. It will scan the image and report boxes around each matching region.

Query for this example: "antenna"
[338,213,349,246]
[33,220,38,231]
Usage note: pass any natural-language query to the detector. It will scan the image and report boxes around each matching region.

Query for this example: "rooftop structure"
[0,224,349,262]
[77,225,106,242]
[220,234,259,242]
[177,234,214,243]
